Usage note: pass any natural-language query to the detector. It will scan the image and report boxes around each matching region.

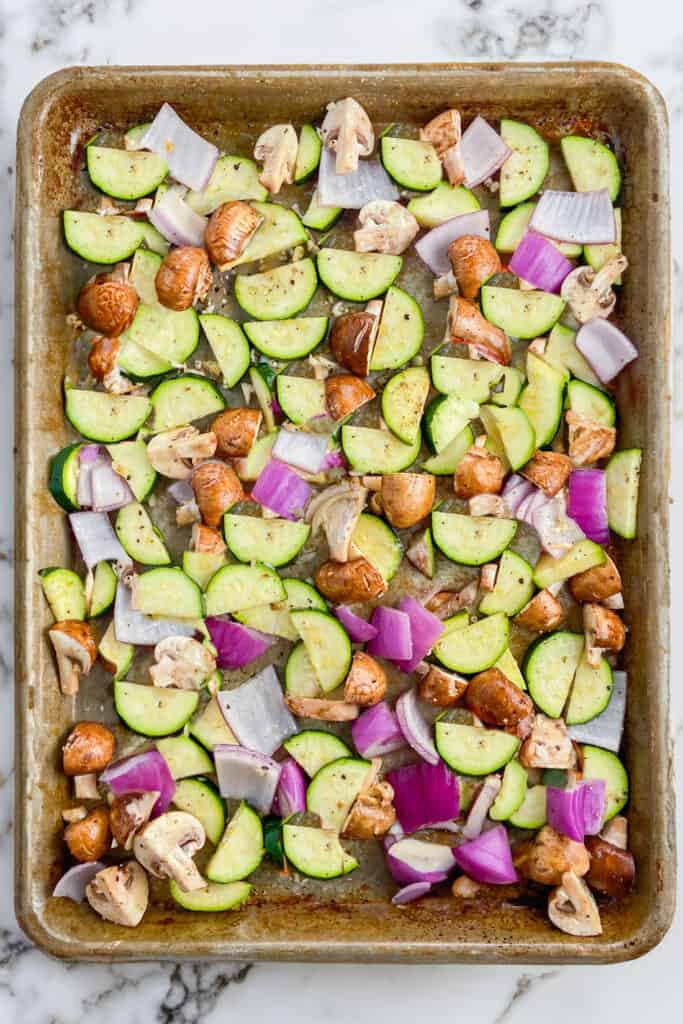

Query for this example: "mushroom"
[583,603,626,667]
[585,836,635,897]
[342,780,396,839]
[381,473,435,529]
[147,426,218,479]
[515,589,566,634]
[433,270,460,300]
[205,200,263,266]
[64,805,111,862]
[462,775,502,839]
[520,715,577,770]
[306,479,368,563]
[468,494,510,517]
[314,557,387,604]
[211,408,262,459]
[324,374,375,421]
[454,447,505,500]
[425,580,479,619]
[155,246,212,311]
[77,272,138,336]
[465,667,535,738]
[149,636,216,690]
[190,522,227,555]
[176,500,201,527]
[329,308,381,376]
[353,200,420,256]
[569,553,621,604]
[451,875,481,898]
[86,861,149,927]
[479,563,498,592]
[110,791,160,851]
[420,109,464,186]
[253,124,298,193]
[448,236,502,299]
[600,814,628,850]
[515,825,590,887]
[133,811,206,892]
[548,870,602,937]
[49,621,98,696]
[285,696,360,721]
[62,721,115,802]
[88,335,120,382]
[521,450,573,497]
[560,254,628,324]
[418,664,468,706]
[191,461,244,527]
[321,98,374,174]
[448,296,511,365]
[565,411,616,465]
[344,651,387,706]
[406,530,434,578]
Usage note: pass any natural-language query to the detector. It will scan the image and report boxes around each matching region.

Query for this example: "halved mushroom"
[190,522,227,555]
[211,408,262,459]
[306,479,368,563]
[463,775,502,839]
[515,589,566,634]
[77,272,139,336]
[560,254,628,324]
[253,124,298,194]
[133,811,206,892]
[87,332,144,396]
[324,374,375,421]
[285,695,360,721]
[585,836,635,897]
[566,411,616,465]
[381,473,435,529]
[176,500,201,527]
[433,270,459,300]
[520,715,577,769]
[600,814,628,850]
[465,667,535,738]
[342,780,396,839]
[516,825,590,887]
[420,109,464,186]
[64,805,112,863]
[448,236,502,299]
[86,861,149,928]
[425,580,479,619]
[110,791,160,851]
[321,98,374,174]
[314,557,387,604]
[451,875,481,898]
[150,636,217,690]
[448,296,511,365]
[344,651,387,706]
[521,450,573,497]
[479,563,498,593]
[406,530,434,578]
[63,721,116,776]
[49,621,98,695]
[418,664,468,706]
[583,603,626,667]
[155,247,212,311]
[468,494,510,517]
[329,308,381,376]
[569,553,621,603]
[191,461,244,527]
[354,200,420,255]
[205,200,264,266]
[454,447,505,499]
[548,870,602,937]
[147,426,217,480]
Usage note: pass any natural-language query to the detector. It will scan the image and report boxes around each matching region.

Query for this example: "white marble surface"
[1,0,682,1020]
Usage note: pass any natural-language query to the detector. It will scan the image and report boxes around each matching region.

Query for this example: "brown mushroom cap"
[88,336,121,381]
[155,246,212,311]
[49,620,98,695]
[314,557,387,604]
[324,374,375,421]
[77,275,138,337]
[569,554,622,603]
[110,791,159,851]
[454,447,505,500]
[521,450,573,497]
[329,311,379,376]
[516,825,590,887]
[191,461,243,527]
[211,407,262,458]
[515,589,566,634]
[205,201,263,266]
[448,296,511,365]
[342,781,396,839]
[465,667,534,737]
[286,695,360,721]
[63,721,116,776]
[190,522,227,555]
[585,836,635,897]
[448,235,501,299]
[343,651,387,706]
[418,664,468,706]
[381,473,436,529]
[64,805,111,862]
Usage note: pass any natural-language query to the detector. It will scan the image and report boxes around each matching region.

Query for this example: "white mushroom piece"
[133,811,206,892]
[354,200,420,256]
[547,870,603,937]
[560,254,628,324]
[321,98,374,174]
[420,109,465,186]
[146,426,217,480]
[253,124,298,194]
[583,602,626,667]
[48,621,98,696]
[305,479,368,563]
[149,636,217,690]
[85,861,149,928]
[520,714,577,770]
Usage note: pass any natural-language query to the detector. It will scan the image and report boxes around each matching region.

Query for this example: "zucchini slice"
[172,778,226,846]
[223,514,310,567]
[479,405,536,471]
[479,550,535,617]
[182,551,227,590]
[430,355,504,402]
[307,757,372,831]
[495,647,527,690]
[87,146,168,200]
[431,511,517,566]
[185,155,268,215]
[533,539,606,589]
[98,621,134,681]
[235,578,326,641]
[317,250,402,302]
[606,449,641,539]
[290,609,352,694]
[432,612,510,673]
[276,376,326,425]
[189,696,238,751]
[106,440,157,502]
[133,567,204,619]
[560,136,621,201]
[341,425,420,474]
[490,759,528,821]
[282,824,358,879]
[295,124,322,183]
[585,208,623,275]
[206,801,265,884]
[49,443,83,512]
[422,425,474,475]
[499,120,549,207]
[301,189,342,231]
[89,561,117,617]
[284,641,321,697]
[495,201,582,258]
[205,563,286,616]
[565,651,613,725]
[157,736,214,780]
[65,389,151,443]
[489,366,526,408]
[243,317,329,359]
[170,879,251,912]
[234,433,277,482]
[424,395,479,454]
[114,681,199,737]
[566,379,616,427]
[199,314,251,387]
[518,352,566,448]
[581,745,628,820]
[407,182,480,228]
[63,211,143,264]
[115,502,171,566]
[524,631,583,718]
[381,366,430,444]
[39,567,86,621]
[350,513,403,582]
[544,323,601,388]
[370,286,424,371]
[381,136,441,192]
[149,375,225,432]
[480,286,565,339]
[284,729,352,777]
[220,201,307,270]
[234,258,318,321]
[117,338,171,381]
[508,784,548,829]
[435,722,520,776]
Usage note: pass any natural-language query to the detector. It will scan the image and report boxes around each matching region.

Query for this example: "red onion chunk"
[205,616,273,669]
[502,474,535,516]
[547,784,587,842]
[100,749,175,816]
[532,491,585,558]
[168,479,195,504]
[318,147,399,209]
[568,671,626,753]
[216,665,297,756]
[141,103,218,191]
[392,881,432,905]
[272,428,329,474]
[582,779,607,835]
[114,581,196,645]
[333,606,379,642]
[387,760,460,834]
[366,606,413,661]
[69,511,132,570]
[508,231,573,294]
[453,824,519,884]
[530,189,616,245]
[515,486,548,525]
[251,459,312,520]
[213,744,281,814]
[351,701,405,758]
[385,836,456,884]
[322,447,348,470]
[90,461,134,512]
[415,210,490,276]
[462,775,501,840]
[567,469,609,546]
[460,116,512,189]
[395,687,439,766]
[272,757,307,817]
[394,597,444,673]
[53,861,106,902]
[77,445,102,507]
[576,319,638,384]
[148,186,208,247]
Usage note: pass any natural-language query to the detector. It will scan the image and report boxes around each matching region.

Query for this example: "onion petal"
[395,687,439,766]
[576,318,638,384]
[148,185,208,247]
[52,861,106,902]
[216,665,297,756]
[213,744,281,814]
[317,148,399,209]
[460,116,512,189]
[530,189,616,245]
[69,511,132,570]
[141,103,218,191]
[415,210,490,276]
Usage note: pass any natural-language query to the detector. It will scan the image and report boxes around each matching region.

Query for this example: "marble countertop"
[2,0,681,1020]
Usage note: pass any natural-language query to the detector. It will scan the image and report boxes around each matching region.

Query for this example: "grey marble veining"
[1,0,682,1020]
